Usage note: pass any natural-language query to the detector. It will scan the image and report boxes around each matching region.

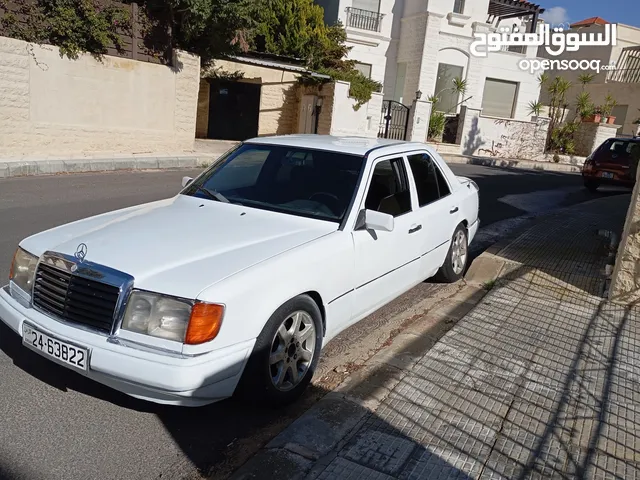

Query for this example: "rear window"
[596,140,640,163]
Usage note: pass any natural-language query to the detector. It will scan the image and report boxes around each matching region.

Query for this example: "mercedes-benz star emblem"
[74,243,88,263]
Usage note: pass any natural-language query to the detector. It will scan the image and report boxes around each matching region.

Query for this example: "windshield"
[182,143,365,223]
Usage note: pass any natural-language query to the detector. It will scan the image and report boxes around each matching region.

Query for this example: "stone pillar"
[365,92,384,139]
[609,165,640,305]
[574,122,620,157]
[195,80,210,138]
[406,99,432,142]
[416,12,445,101]
[465,22,494,111]
[173,49,201,149]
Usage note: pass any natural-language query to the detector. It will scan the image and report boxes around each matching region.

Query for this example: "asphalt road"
[0,165,626,480]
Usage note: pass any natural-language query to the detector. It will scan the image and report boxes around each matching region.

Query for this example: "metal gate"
[378,100,410,140]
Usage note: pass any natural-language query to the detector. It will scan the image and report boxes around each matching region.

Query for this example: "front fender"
[183,232,354,355]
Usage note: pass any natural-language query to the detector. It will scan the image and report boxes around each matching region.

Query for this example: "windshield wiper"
[194,185,229,203]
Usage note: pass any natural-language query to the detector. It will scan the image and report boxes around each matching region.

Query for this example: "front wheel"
[236,295,323,407]
[435,224,468,283]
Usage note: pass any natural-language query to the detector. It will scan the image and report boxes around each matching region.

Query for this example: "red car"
[582,137,640,192]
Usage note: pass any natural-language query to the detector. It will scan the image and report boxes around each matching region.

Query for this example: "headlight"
[121,291,224,344]
[9,247,38,302]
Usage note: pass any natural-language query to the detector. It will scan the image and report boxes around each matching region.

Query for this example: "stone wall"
[457,107,550,160]
[574,122,620,157]
[0,36,200,156]
[610,167,640,305]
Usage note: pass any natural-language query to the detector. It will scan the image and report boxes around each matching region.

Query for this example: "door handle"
[408,225,422,234]
[450,207,459,214]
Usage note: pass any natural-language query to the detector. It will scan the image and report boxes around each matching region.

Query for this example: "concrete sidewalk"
[231,195,640,480]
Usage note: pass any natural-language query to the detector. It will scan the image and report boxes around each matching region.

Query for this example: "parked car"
[582,137,640,192]
[1,135,480,406]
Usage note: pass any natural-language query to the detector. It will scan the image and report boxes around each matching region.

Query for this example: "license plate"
[22,323,89,372]
[601,172,614,179]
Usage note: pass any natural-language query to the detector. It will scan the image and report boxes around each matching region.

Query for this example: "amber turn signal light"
[185,303,224,345]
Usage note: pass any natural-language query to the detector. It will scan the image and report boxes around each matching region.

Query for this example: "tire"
[435,224,468,283]
[584,179,600,192]
[236,295,323,407]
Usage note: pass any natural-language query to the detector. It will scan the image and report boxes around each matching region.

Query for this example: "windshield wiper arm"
[194,185,229,203]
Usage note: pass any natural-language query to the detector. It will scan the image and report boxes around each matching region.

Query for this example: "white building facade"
[317,0,546,124]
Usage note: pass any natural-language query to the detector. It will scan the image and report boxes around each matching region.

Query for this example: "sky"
[539,0,640,28]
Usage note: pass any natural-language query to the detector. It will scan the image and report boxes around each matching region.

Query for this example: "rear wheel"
[584,179,600,192]
[236,295,322,407]
[435,224,468,283]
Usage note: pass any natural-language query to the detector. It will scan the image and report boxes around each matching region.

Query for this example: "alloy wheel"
[269,311,316,391]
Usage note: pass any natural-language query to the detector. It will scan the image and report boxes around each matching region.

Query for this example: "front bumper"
[0,286,254,406]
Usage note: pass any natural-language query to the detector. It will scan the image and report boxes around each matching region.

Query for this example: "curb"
[0,155,222,179]
[441,153,583,174]
[0,152,584,179]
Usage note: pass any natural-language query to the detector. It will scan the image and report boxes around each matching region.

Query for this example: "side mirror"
[182,176,193,188]
[356,209,394,232]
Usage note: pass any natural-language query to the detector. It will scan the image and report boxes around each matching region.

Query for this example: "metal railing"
[607,46,640,83]
[607,67,640,83]
[346,7,384,32]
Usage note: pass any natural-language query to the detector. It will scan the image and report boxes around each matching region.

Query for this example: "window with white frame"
[352,0,380,13]
[354,62,372,79]
[481,78,518,118]
[453,0,465,14]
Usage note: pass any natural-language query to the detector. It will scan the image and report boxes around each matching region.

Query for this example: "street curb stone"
[0,155,208,178]
[441,153,583,174]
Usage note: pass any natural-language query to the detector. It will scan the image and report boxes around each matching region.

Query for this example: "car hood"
[20,195,337,299]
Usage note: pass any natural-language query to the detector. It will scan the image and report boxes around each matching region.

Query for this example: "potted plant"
[583,106,601,123]
[601,94,618,124]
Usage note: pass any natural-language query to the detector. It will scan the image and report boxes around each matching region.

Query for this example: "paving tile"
[314,457,395,480]
[341,429,417,475]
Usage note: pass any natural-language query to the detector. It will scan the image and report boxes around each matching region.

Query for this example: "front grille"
[33,263,120,333]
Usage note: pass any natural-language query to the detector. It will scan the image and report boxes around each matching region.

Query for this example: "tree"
[251,0,381,109]
[141,0,254,66]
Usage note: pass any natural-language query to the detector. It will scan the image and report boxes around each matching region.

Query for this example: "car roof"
[608,137,640,143]
[244,134,428,156]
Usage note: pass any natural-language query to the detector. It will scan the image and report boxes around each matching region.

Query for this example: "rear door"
[405,151,459,277]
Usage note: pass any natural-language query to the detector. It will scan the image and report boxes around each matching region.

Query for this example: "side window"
[364,158,411,217]
[407,153,451,207]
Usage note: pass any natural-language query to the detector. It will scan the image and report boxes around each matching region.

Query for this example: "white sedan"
[1,135,479,406]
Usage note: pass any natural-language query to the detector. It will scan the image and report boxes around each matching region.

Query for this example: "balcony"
[346,7,384,33]
[607,68,640,83]
[607,47,640,83]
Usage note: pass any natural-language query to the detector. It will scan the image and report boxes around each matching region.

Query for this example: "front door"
[351,155,423,321]
[207,80,261,141]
